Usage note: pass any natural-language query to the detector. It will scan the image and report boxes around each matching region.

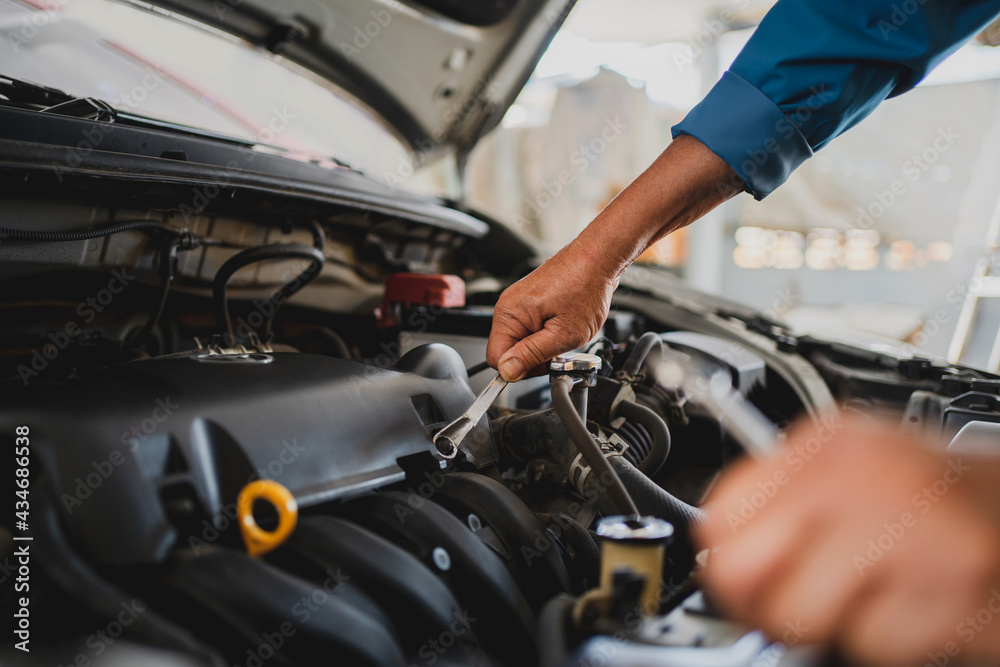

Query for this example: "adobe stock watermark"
[225,262,322,346]
[877,0,930,40]
[898,252,1000,355]
[5,0,73,54]
[853,458,970,574]
[713,85,835,199]
[178,106,297,222]
[760,285,798,322]
[407,609,478,667]
[509,116,629,232]
[382,75,503,189]
[60,397,181,514]
[337,1,404,62]
[923,589,1000,667]
[187,438,306,554]
[855,126,959,229]
[45,599,146,665]
[354,300,455,387]
[238,567,351,667]
[673,0,751,72]
[51,67,167,182]
[725,415,846,533]
[16,267,137,385]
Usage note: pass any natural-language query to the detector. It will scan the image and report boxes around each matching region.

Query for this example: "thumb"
[497,325,569,382]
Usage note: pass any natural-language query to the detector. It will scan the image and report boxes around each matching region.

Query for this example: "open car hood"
[142,0,576,160]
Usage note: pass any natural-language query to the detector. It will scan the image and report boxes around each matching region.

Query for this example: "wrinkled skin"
[486,134,740,381]
[697,418,1000,666]
[486,243,617,381]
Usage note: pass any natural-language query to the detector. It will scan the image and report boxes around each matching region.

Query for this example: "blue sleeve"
[672,0,1000,199]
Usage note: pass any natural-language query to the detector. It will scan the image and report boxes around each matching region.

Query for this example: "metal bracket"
[568,435,628,495]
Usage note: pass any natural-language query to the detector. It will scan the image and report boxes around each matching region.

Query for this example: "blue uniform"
[672,0,1000,199]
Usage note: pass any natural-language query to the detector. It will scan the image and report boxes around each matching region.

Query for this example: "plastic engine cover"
[2,344,485,566]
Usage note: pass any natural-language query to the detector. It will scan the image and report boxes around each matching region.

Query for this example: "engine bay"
[3,199,1000,667]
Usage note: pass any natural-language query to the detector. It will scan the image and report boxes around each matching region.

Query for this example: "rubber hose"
[260,223,327,339]
[551,375,638,516]
[617,399,671,476]
[212,243,325,341]
[617,420,653,470]
[552,513,601,593]
[466,360,491,377]
[610,456,704,532]
[621,331,664,377]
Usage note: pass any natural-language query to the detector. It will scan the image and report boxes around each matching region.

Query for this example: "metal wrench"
[434,371,508,458]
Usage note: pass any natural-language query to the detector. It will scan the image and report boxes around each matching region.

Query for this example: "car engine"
[3,207,1000,667]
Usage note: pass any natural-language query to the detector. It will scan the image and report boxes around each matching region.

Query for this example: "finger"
[752,518,875,645]
[486,302,535,370]
[486,321,525,371]
[497,323,578,382]
[696,456,769,544]
[841,505,1000,664]
[700,496,817,622]
[696,450,805,554]
[836,580,950,667]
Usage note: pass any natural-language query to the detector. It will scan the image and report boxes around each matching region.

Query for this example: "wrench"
[434,371,508,458]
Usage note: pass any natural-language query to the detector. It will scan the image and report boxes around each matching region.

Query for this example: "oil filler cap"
[549,351,602,387]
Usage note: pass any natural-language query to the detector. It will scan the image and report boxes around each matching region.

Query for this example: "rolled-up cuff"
[671,71,813,200]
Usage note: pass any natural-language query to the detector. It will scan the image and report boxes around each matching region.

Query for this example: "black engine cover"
[3,344,485,565]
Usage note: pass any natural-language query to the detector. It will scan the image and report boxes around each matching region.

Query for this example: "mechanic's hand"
[486,135,742,382]
[697,417,1000,666]
[487,242,617,381]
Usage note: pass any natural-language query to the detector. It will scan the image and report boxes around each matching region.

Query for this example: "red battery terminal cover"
[375,273,466,328]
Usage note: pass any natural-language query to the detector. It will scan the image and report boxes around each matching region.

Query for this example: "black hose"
[258,222,327,340]
[551,375,638,517]
[617,420,654,470]
[305,219,326,254]
[551,513,601,594]
[213,243,325,342]
[0,219,186,243]
[466,360,491,377]
[610,456,704,532]
[617,399,671,476]
[621,331,664,377]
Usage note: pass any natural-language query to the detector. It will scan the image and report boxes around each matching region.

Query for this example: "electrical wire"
[0,219,185,243]
[0,219,252,250]
[126,238,181,350]
[0,219,236,353]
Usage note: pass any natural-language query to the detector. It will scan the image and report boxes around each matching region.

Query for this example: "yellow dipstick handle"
[237,480,298,557]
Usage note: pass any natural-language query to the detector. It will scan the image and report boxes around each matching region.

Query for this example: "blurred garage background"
[5,0,1000,368]
[461,0,1000,370]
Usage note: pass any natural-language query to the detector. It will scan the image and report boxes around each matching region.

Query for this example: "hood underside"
[138,0,576,159]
